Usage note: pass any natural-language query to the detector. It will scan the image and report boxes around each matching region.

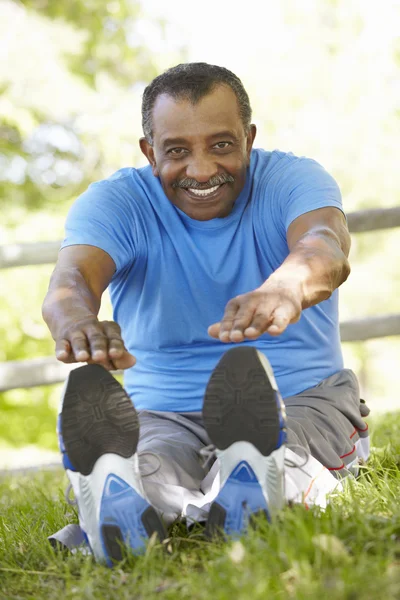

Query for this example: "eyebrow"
[161,137,188,149]
[209,130,239,140]
[161,131,239,149]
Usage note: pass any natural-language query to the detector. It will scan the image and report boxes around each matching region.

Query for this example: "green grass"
[1,415,400,599]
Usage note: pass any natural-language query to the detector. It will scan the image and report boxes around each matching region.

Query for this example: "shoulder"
[89,165,154,199]
[250,148,334,184]
[250,149,340,206]
[249,149,342,231]
[71,165,156,216]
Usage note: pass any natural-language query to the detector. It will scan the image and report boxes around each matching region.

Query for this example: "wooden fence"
[1,206,400,393]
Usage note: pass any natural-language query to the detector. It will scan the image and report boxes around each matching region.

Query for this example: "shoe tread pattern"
[101,525,124,562]
[61,364,139,475]
[203,347,280,456]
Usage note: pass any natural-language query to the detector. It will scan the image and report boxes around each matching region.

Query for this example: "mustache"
[172,173,234,190]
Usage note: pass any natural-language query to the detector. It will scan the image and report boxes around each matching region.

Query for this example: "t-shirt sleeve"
[60,181,137,274]
[279,157,344,232]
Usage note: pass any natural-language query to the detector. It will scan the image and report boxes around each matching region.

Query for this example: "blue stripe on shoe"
[62,453,77,472]
[99,474,152,567]
[214,461,270,537]
[273,390,287,449]
[277,429,287,448]
[57,414,77,472]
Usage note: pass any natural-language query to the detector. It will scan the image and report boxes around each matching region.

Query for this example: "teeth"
[187,185,220,197]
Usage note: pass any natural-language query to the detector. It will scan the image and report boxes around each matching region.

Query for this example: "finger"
[244,311,272,339]
[229,303,258,342]
[87,357,116,371]
[101,321,136,369]
[242,294,278,339]
[208,321,233,343]
[101,321,126,358]
[266,305,295,336]
[208,322,221,339]
[55,339,74,362]
[218,299,240,342]
[84,323,109,362]
[69,331,91,362]
[244,293,297,338]
[112,353,136,370]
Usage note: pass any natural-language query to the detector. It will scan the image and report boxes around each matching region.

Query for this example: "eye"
[167,147,187,156]
[214,141,232,150]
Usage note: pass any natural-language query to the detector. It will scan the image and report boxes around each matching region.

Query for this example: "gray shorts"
[136,368,369,522]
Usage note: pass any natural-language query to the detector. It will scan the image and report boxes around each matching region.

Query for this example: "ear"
[245,124,257,165]
[139,137,159,177]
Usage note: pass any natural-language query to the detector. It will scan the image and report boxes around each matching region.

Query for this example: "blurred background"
[1,0,399,468]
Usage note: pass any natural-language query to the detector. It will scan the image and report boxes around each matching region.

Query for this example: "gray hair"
[141,62,252,144]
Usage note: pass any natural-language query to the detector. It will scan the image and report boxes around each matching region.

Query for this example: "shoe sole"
[203,347,286,538]
[61,364,166,565]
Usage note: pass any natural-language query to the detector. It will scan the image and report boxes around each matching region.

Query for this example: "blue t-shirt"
[62,148,344,411]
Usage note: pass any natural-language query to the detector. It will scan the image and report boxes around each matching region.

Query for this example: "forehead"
[152,85,243,143]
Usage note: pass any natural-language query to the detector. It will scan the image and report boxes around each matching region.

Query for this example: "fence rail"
[346,206,400,233]
[0,241,60,270]
[0,205,399,392]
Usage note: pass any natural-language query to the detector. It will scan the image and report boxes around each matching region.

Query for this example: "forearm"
[260,230,351,309]
[42,266,101,340]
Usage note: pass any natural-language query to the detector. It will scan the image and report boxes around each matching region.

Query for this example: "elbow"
[329,255,350,295]
[340,256,351,285]
[41,296,52,325]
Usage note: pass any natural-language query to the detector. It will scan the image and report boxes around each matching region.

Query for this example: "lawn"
[1,413,400,600]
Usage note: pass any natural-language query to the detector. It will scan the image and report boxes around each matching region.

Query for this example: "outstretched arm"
[42,245,136,370]
[208,206,351,342]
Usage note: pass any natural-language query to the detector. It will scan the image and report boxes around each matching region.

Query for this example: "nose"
[185,154,217,183]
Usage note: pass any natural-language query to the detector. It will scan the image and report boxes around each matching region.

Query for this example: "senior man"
[43,62,369,566]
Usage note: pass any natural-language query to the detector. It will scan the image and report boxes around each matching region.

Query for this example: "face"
[140,85,256,221]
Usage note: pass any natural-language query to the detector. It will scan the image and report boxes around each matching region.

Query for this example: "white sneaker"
[202,346,287,537]
[58,364,166,566]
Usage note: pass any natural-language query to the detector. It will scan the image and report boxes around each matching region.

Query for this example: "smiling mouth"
[182,183,226,201]
[187,184,220,197]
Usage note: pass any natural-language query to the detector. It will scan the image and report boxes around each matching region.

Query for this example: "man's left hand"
[208,284,302,342]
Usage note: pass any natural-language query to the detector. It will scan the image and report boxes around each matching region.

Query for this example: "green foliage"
[21,0,155,88]
[0,265,62,451]
[0,0,161,213]
[0,386,60,450]
[1,413,400,599]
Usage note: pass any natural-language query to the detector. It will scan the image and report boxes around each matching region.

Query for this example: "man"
[43,63,369,566]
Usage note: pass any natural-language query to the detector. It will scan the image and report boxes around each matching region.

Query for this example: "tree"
[0,0,164,214]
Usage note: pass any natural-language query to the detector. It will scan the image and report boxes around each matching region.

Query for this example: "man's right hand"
[43,246,135,371]
[55,318,136,371]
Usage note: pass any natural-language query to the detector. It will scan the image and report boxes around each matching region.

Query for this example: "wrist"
[258,268,306,306]
[260,258,338,310]
[43,301,97,341]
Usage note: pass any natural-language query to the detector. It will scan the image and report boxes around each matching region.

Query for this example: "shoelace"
[65,483,77,506]
[199,444,218,470]
[199,442,312,478]
[64,451,162,507]
[284,443,313,478]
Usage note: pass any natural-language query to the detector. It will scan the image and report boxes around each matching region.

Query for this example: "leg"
[136,410,212,525]
[285,368,370,476]
[282,368,370,506]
